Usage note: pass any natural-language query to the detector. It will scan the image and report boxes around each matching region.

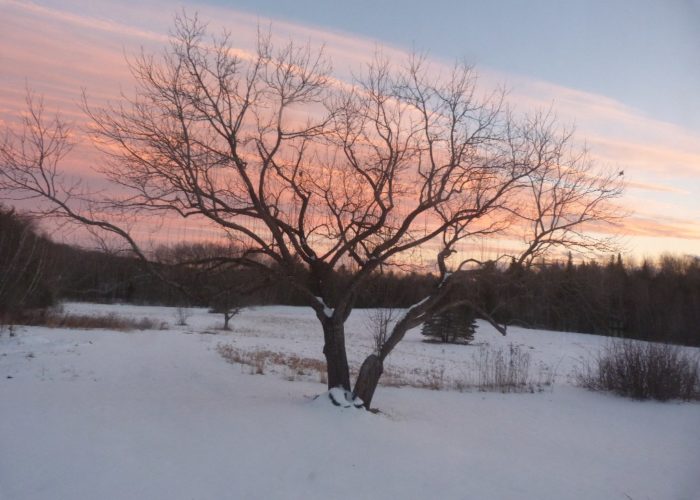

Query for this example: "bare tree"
[353,111,625,407]
[365,307,396,355]
[0,14,623,407]
[154,242,257,330]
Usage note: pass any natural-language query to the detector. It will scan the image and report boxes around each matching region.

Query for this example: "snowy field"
[1,303,699,500]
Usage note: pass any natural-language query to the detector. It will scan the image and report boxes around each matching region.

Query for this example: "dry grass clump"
[471,344,535,393]
[217,342,555,394]
[380,364,446,390]
[5,309,162,331]
[217,343,440,388]
[383,344,553,394]
[217,344,328,382]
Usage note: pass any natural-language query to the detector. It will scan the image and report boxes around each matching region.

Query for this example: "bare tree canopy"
[0,14,624,408]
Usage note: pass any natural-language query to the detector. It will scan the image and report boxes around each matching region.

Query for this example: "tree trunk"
[353,311,417,409]
[322,319,351,391]
[353,354,383,409]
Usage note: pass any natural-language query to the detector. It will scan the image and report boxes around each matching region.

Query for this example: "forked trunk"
[322,319,351,391]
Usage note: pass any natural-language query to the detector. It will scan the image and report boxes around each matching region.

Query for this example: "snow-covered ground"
[1,303,699,500]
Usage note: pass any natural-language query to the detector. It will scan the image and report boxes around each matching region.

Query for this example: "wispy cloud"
[622,215,700,240]
[2,0,169,43]
[1,0,699,255]
[624,180,690,196]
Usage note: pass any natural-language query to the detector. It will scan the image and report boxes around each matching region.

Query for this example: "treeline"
[273,256,700,347]
[0,207,54,314]
[1,206,698,345]
[492,256,700,346]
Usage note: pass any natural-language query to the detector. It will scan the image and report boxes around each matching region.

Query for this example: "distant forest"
[2,206,699,346]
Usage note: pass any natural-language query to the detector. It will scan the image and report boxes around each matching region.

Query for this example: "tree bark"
[353,302,427,409]
[353,354,383,409]
[322,318,351,391]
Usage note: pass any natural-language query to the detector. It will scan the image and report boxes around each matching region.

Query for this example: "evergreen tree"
[421,305,477,344]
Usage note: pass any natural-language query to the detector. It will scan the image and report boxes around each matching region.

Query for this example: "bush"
[175,306,191,326]
[468,343,550,393]
[577,339,700,401]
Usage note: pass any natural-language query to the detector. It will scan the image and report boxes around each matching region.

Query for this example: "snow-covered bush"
[577,339,700,401]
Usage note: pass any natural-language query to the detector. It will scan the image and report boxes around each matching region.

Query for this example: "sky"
[1,0,699,259]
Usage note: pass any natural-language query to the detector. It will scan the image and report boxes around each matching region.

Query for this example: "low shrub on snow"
[456,344,554,394]
[174,307,192,326]
[577,339,700,401]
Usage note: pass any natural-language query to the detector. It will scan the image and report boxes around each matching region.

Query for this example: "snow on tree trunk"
[326,387,364,408]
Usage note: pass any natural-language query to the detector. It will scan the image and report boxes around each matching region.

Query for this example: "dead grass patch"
[216,343,555,394]
[217,343,450,390]
[217,344,327,381]
[5,309,163,331]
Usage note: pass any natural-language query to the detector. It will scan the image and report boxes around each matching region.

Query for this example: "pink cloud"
[1,0,699,256]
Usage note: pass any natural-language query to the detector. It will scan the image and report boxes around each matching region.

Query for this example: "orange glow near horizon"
[1,0,699,260]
